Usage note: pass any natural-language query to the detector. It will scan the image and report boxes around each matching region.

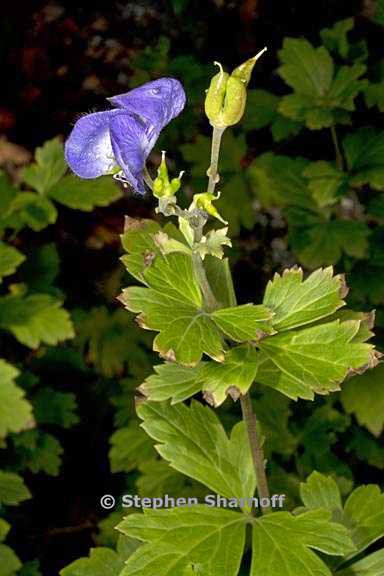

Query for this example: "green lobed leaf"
[0,543,22,576]
[263,266,346,331]
[74,307,149,378]
[120,252,273,365]
[303,161,349,207]
[22,138,67,195]
[60,547,125,576]
[0,293,74,348]
[137,400,256,500]
[340,364,384,437]
[49,175,122,211]
[33,388,79,428]
[0,360,33,438]
[109,422,156,473]
[257,320,377,400]
[343,127,384,191]
[291,218,370,268]
[251,509,354,576]
[337,549,384,575]
[243,89,301,141]
[0,471,31,506]
[0,243,25,282]
[118,505,246,576]
[320,18,354,60]
[140,344,260,407]
[277,38,366,129]
[301,472,384,558]
[8,193,57,232]
[12,430,63,476]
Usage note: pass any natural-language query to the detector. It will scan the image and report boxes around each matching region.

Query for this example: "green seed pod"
[204,48,267,128]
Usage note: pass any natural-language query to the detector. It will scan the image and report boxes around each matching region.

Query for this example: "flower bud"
[153,151,184,199]
[204,47,267,128]
[192,192,227,224]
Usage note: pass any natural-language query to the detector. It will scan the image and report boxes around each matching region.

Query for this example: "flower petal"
[64,111,117,178]
[109,113,159,194]
[108,78,186,131]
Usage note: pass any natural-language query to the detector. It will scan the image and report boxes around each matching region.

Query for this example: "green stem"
[207,126,225,194]
[240,392,271,514]
[330,125,343,171]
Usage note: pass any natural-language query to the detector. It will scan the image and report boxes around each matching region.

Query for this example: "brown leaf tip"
[338,274,350,299]
[203,391,217,407]
[227,386,241,401]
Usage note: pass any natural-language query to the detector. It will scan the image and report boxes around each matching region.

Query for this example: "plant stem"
[207,126,225,194]
[330,125,343,171]
[240,392,271,514]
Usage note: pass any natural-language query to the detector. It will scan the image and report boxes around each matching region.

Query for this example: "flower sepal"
[192,192,227,224]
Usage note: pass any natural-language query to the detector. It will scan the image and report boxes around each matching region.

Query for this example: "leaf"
[118,505,246,576]
[0,471,31,506]
[120,252,272,365]
[251,509,354,576]
[74,307,149,377]
[49,175,122,211]
[292,219,370,268]
[140,345,260,407]
[109,423,156,473]
[343,127,384,190]
[137,400,255,500]
[263,267,346,331]
[320,18,354,60]
[364,83,384,112]
[337,549,384,575]
[301,472,384,557]
[32,389,79,428]
[0,171,18,218]
[278,38,334,97]
[211,304,274,340]
[243,89,301,141]
[12,430,63,476]
[300,471,343,512]
[303,161,349,207]
[0,360,33,438]
[277,39,365,129]
[257,320,377,400]
[19,244,60,295]
[347,428,384,470]
[120,219,162,282]
[22,138,67,195]
[0,544,21,576]
[340,364,384,437]
[0,243,25,282]
[60,547,125,576]
[136,460,189,499]
[9,193,57,231]
[218,173,255,235]
[247,153,315,209]
[0,294,74,348]
[344,485,384,555]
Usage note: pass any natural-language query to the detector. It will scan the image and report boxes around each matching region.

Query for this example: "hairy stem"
[330,125,344,171]
[207,126,225,194]
[240,392,271,514]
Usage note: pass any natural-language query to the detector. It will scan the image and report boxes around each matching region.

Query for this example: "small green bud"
[204,47,267,128]
[192,192,227,224]
[153,151,184,199]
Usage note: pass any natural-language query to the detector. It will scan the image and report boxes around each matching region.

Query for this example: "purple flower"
[64,78,186,194]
